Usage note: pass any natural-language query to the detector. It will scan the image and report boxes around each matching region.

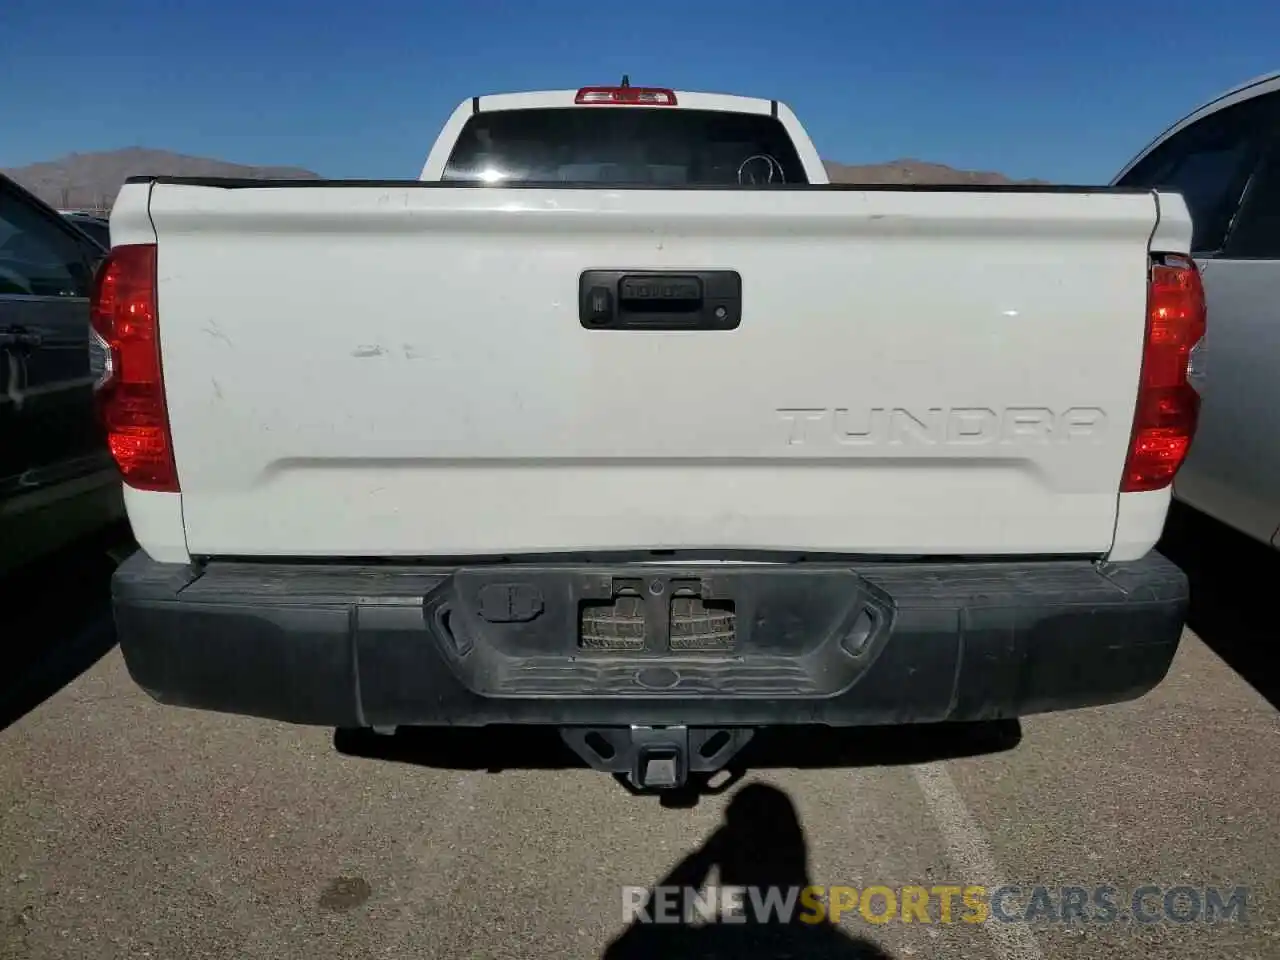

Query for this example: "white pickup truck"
[102,84,1200,789]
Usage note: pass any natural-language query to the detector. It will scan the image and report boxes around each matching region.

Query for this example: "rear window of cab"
[443,107,809,186]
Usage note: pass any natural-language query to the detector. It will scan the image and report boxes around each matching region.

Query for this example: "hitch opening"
[560,725,755,791]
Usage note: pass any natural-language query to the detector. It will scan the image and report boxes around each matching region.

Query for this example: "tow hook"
[560,725,755,791]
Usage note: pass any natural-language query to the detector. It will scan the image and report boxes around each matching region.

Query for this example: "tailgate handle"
[580,271,741,330]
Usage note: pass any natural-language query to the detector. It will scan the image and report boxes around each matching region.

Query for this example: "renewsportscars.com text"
[621,884,1250,926]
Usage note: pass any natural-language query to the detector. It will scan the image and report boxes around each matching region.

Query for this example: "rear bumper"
[113,552,1188,728]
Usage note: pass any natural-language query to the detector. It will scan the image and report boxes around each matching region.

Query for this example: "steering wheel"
[737,154,786,185]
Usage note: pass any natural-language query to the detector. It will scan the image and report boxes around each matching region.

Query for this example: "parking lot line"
[912,761,1046,960]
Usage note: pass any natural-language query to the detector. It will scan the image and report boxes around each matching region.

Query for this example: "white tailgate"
[147,184,1157,558]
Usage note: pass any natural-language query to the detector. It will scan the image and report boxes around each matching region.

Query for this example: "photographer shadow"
[602,781,893,959]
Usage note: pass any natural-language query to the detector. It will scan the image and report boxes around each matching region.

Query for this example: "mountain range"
[2,149,320,210]
[3,149,1043,210]
[824,159,1046,185]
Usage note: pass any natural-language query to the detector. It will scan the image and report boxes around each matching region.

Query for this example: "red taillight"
[1120,255,1206,493]
[89,243,178,492]
[574,86,677,106]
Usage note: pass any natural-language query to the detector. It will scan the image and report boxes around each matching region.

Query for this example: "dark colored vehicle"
[62,212,112,250]
[1,175,123,576]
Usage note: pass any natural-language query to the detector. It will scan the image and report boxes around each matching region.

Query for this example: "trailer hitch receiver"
[560,725,755,791]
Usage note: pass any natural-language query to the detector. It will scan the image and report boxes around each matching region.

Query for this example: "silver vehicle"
[1114,71,1280,548]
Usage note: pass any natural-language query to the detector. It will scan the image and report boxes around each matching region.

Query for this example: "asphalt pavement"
[1,506,1277,960]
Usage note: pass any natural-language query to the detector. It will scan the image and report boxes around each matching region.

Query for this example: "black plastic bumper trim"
[113,552,1188,728]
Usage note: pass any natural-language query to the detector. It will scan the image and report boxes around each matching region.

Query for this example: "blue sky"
[2,0,1276,182]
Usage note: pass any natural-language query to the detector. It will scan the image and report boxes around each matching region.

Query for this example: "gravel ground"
[1,506,1276,960]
